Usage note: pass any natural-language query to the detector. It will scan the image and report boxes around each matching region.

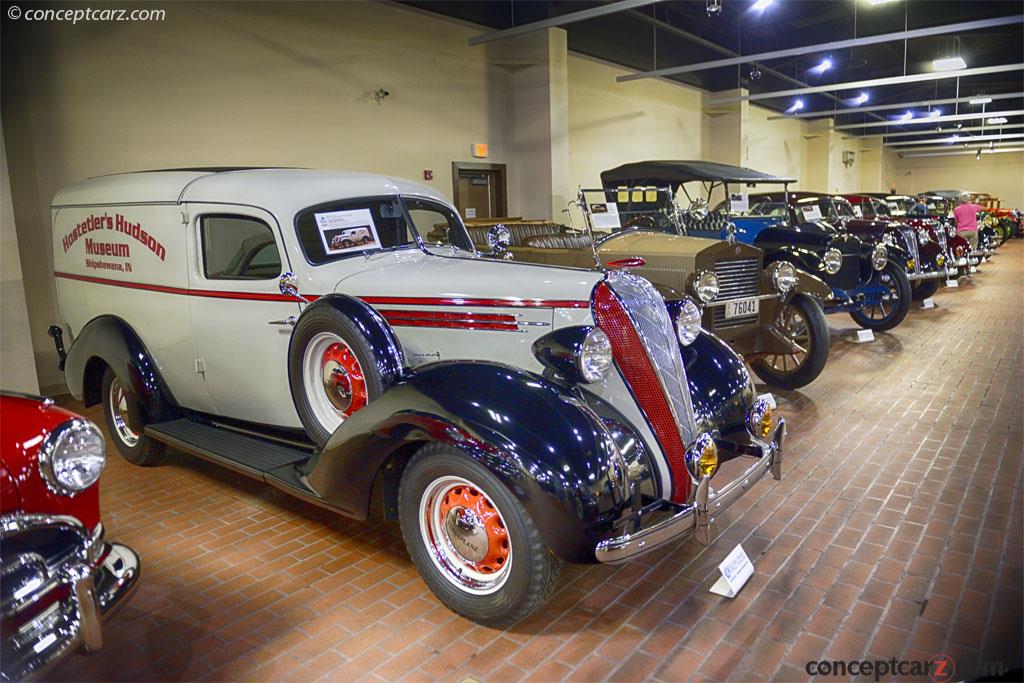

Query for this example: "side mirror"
[486,224,512,256]
[686,198,709,221]
[279,271,309,303]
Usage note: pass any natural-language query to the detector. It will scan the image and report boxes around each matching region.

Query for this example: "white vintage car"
[50,168,784,625]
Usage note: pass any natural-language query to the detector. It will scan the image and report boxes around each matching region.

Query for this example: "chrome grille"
[606,272,696,446]
[712,258,760,329]
[901,229,921,273]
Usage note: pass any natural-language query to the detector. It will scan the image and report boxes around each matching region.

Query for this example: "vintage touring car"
[50,168,785,625]
[1,393,139,680]
[458,185,833,390]
[752,191,948,302]
[598,162,911,333]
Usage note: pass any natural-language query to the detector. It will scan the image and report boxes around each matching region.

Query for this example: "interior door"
[186,204,303,429]
[457,171,496,220]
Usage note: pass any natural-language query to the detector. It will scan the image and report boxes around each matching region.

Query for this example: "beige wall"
[891,151,1024,208]
[745,104,806,181]
[2,1,512,389]
[1,127,40,395]
[568,55,704,189]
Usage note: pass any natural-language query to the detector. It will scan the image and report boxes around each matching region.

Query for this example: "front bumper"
[595,419,785,563]
[907,269,946,282]
[1,516,140,681]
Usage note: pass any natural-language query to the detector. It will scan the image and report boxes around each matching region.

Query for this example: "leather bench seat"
[523,233,593,250]
[466,222,567,248]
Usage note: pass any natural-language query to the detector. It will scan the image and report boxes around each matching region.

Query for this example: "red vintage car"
[1,393,139,680]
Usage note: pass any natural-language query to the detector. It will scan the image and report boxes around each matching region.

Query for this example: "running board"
[146,419,310,480]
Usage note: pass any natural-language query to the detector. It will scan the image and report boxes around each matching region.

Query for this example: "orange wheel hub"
[438,485,509,574]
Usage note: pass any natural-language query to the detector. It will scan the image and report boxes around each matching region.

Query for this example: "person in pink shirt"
[953,197,981,249]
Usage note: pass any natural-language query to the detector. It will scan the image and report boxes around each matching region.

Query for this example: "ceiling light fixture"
[896,111,914,121]
[866,0,899,5]
[810,58,833,75]
[751,0,774,11]
[706,0,723,16]
[928,109,942,118]
[969,97,992,105]
[987,117,1008,124]
[787,99,806,113]
[932,56,967,71]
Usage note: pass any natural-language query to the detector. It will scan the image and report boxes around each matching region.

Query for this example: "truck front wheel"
[398,443,562,627]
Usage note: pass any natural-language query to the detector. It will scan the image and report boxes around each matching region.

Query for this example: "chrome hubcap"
[109,378,140,447]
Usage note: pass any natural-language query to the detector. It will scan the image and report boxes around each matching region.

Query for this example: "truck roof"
[52,168,450,209]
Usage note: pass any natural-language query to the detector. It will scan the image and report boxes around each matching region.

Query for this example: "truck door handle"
[268,316,297,326]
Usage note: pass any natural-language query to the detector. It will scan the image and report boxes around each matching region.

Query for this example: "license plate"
[724,297,759,319]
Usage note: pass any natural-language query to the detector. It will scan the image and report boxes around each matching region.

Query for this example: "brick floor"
[50,244,1022,682]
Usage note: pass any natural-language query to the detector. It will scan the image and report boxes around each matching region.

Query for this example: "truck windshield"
[295,196,473,265]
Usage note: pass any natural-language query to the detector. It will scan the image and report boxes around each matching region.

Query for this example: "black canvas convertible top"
[600,161,795,188]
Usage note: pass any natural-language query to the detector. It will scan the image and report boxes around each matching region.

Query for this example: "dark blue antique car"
[600,161,912,333]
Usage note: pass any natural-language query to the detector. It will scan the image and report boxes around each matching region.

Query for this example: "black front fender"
[305,361,633,562]
[680,332,757,439]
[63,315,179,422]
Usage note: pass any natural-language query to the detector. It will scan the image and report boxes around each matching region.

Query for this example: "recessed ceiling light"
[969,97,992,105]
[932,56,967,71]
[987,117,1008,124]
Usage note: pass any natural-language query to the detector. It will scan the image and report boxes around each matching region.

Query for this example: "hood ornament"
[725,222,737,245]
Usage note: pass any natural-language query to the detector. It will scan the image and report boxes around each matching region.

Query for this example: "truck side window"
[200,216,282,280]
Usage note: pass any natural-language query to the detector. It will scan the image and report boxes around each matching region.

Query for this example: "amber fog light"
[684,433,718,481]
[748,396,774,441]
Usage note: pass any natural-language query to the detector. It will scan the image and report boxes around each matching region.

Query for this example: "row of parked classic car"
[2,161,1015,677]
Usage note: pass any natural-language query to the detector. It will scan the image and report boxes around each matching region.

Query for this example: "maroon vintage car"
[749,191,946,300]
[1,393,139,680]
[863,193,977,279]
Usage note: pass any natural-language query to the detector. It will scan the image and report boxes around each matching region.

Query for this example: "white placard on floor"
[710,544,754,598]
[945,279,959,288]
[854,329,875,343]
[921,298,936,309]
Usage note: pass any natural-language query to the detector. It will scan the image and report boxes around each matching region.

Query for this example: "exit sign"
[471,143,488,158]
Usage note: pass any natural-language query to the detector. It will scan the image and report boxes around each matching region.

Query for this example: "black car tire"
[849,261,911,332]
[289,305,384,447]
[100,367,165,466]
[398,443,562,627]
[911,279,941,301]
[751,293,830,390]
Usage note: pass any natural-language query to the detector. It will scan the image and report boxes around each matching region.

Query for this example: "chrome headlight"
[675,298,702,346]
[694,271,719,304]
[579,327,613,383]
[871,244,888,271]
[823,248,842,275]
[748,395,775,441]
[771,262,798,293]
[684,433,718,482]
[38,419,106,495]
